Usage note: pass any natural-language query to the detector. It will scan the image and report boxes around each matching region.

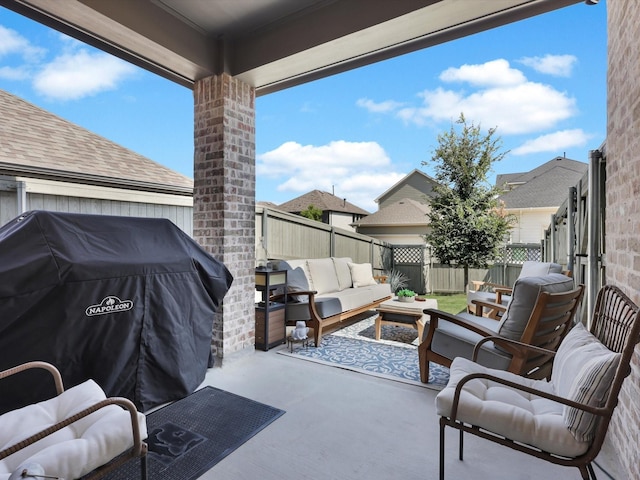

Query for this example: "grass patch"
[419,292,467,315]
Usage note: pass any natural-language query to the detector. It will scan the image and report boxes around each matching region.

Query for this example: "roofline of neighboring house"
[505,206,559,211]
[352,222,428,227]
[373,168,437,203]
[0,163,194,197]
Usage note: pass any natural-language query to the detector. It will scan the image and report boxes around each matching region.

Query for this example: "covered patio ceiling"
[1,0,586,96]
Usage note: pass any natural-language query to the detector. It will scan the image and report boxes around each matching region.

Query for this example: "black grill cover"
[0,211,233,413]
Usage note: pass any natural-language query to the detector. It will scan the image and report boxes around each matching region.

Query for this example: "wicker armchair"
[0,361,148,480]
[436,285,640,480]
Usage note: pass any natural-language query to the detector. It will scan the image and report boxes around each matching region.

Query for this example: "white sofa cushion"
[307,258,340,294]
[552,322,620,442]
[348,262,377,288]
[332,257,353,290]
[0,379,147,480]
[436,357,591,458]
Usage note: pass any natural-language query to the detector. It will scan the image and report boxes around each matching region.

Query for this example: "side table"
[255,268,287,351]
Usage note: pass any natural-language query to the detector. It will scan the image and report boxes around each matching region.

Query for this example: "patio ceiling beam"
[0,0,584,95]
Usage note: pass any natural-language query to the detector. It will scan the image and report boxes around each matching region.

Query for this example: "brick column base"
[193,73,256,363]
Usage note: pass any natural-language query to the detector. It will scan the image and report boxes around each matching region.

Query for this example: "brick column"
[193,73,256,363]
[606,1,640,479]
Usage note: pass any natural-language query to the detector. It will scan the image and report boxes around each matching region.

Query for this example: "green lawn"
[419,293,467,315]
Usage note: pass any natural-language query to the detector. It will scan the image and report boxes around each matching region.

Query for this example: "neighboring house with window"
[277,189,369,232]
[0,88,194,232]
[497,156,588,244]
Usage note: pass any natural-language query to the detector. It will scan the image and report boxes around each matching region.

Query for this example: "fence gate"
[392,245,427,294]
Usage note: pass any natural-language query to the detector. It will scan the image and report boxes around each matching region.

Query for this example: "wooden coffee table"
[375,297,438,341]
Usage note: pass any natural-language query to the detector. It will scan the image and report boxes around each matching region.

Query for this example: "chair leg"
[141,454,148,480]
[459,428,464,461]
[439,417,446,480]
[586,463,597,480]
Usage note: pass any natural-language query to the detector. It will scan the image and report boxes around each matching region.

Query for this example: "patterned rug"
[278,314,449,389]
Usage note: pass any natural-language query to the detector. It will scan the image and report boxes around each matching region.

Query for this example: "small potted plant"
[396,288,416,303]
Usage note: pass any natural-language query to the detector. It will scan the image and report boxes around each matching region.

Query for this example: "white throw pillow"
[348,262,377,288]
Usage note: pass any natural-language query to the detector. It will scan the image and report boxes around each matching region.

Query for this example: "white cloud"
[519,54,577,77]
[396,60,577,134]
[439,59,526,87]
[33,49,137,100]
[0,25,45,61]
[511,129,590,155]
[257,140,405,211]
[0,65,30,80]
[356,98,404,113]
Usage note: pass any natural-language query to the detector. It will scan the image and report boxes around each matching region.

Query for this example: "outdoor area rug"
[278,314,449,390]
[102,386,285,480]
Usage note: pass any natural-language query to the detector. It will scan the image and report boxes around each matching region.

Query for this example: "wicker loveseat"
[276,257,391,346]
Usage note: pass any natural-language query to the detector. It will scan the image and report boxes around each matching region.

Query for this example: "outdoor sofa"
[276,257,391,346]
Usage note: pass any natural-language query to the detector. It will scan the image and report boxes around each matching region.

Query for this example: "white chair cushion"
[0,380,147,480]
[552,322,620,442]
[348,262,377,288]
[436,357,591,458]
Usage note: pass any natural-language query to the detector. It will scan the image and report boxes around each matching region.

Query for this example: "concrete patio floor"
[196,345,622,480]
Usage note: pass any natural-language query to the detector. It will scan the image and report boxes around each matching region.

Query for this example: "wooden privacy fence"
[256,206,544,294]
[256,206,390,275]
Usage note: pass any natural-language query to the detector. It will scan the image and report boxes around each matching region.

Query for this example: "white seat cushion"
[0,380,147,480]
[435,357,591,458]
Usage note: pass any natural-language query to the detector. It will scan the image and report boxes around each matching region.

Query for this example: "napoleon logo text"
[85,296,134,316]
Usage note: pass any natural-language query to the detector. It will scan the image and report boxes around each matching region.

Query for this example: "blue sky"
[0,2,606,212]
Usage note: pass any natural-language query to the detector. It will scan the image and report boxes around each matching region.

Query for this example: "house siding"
[378,173,436,209]
[508,208,556,244]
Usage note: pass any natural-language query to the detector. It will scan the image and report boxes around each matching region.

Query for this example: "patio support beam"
[193,73,256,363]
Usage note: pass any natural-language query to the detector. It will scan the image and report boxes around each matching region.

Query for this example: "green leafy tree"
[422,114,515,289]
[300,204,323,221]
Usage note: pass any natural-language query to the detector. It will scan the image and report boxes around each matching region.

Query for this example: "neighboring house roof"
[257,201,281,209]
[352,198,429,227]
[278,190,369,215]
[374,168,438,206]
[0,88,193,195]
[498,157,588,209]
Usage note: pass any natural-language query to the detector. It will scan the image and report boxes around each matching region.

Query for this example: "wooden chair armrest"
[472,336,556,361]
[470,299,507,317]
[373,275,388,284]
[423,308,497,338]
[0,397,146,461]
[469,281,509,292]
[270,290,318,302]
[449,371,605,424]
[0,361,64,395]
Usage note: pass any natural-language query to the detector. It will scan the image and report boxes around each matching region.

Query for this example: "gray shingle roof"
[498,157,588,209]
[0,88,193,194]
[278,190,370,215]
[352,198,429,226]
